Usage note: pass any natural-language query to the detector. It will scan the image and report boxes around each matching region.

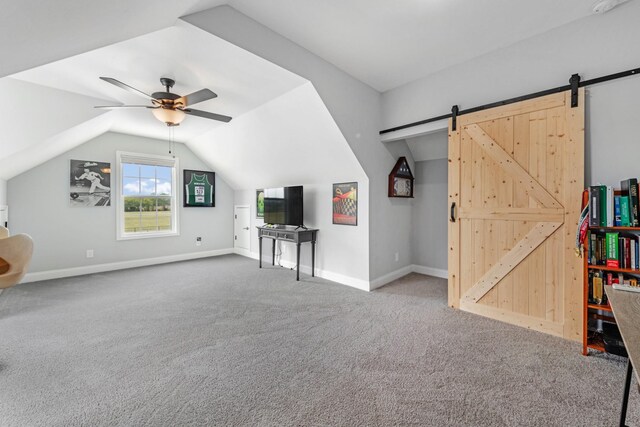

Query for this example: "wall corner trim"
[369,264,448,291]
[21,248,235,283]
[411,265,448,279]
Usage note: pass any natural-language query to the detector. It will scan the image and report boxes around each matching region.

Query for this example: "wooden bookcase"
[582,223,640,355]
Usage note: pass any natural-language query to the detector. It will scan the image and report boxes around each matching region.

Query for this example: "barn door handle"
[450,202,456,223]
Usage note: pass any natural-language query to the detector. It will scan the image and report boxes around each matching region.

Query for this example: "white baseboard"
[233,250,369,291]
[25,248,448,291]
[369,264,448,290]
[233,247,256,259]
[369,265,414,291]
[412,264,448,279]
[22,248,235,283]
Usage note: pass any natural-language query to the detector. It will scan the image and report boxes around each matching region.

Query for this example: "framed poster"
[70,159,111,207]
[332,182,357,226]
[256,189,264,218]
[183,170,215,207]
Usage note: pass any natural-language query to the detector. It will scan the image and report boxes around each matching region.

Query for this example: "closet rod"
[379,66,640,135]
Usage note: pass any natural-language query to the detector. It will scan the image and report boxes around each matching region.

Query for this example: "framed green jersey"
[183,169,215,207]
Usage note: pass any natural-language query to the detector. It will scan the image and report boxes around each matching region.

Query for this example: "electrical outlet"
[196,237,202,246]
[86,249,94,259]
[394,252,399,262]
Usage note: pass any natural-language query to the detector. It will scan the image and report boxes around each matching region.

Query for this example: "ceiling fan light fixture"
[152,107,186,126]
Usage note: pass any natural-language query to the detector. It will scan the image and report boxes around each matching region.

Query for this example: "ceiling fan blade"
[94,105,157,109]
[175,89,217,107]
[184,108,232,123]
[99,77,156,101]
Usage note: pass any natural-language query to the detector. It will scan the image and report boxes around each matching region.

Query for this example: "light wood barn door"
[448,90,584,341]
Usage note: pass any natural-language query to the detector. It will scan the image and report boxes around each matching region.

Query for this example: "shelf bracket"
[570,73,581,108]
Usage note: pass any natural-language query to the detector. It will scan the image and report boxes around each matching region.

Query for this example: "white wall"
[235,183,369,290]
[188,83,370,287]
[184,6,412,285]
[382,1,640,187]
[8,132,234,275]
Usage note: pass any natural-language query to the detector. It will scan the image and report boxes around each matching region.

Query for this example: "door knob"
[243,227,249,230]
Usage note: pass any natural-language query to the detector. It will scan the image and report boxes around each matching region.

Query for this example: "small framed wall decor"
[256,189,265,218]
[69,159,111,207]
[332,182,357,226]
[183,170,215,207]
[388,157,414,198]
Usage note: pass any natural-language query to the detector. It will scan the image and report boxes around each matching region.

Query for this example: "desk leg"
[296,243,301,281]
[311,240,316,277]
[619,359,633,427]
[272,239,276,266]
[258,236,262,268]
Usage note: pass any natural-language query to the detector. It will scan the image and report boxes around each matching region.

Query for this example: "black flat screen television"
[264,186,303,226]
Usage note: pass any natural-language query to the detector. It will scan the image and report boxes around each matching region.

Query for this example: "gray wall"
[411,159,448,271]
[0,178,6,205]
[184,6,414,284]
[8,132,234,273]
[382,1,640,189]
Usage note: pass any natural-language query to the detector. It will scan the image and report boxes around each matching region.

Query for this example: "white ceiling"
[0,0,613,183]
[0,0,227,78]
[228,0,598,91]
[2,1,601,92]
[0,21,306,180]
[12,21,306,143]
[188,83,367,190]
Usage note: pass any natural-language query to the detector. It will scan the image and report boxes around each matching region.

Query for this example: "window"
[116,152,179,240]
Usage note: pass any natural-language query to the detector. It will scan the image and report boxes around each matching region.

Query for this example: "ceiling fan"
[95,77,232,127]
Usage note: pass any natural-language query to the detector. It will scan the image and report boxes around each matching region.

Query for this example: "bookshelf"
[583,183,639,356]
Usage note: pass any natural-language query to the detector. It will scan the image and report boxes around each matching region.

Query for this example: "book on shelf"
[606,186,614,227]
[589,270,606,305]
[586,181,640,228]
[589,186,602,227]
[621,178,639,227]
[621,196,631,227]
[614,195,621,226]
[599,186,607,226]
[606,232,619,268]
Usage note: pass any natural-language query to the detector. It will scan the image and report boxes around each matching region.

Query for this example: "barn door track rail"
[380,67,640,134]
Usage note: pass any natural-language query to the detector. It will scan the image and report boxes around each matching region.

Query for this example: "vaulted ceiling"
[2,0,601,90]
[0,0,615,184]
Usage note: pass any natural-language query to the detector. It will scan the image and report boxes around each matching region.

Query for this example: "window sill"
[117,231,180,241]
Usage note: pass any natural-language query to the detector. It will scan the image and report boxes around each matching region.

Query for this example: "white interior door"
[234,205,250,250]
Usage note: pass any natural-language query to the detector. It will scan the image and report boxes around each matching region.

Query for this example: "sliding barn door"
[448,89,584,341]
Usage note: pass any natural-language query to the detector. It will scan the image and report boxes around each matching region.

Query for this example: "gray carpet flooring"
[0,254,638,426]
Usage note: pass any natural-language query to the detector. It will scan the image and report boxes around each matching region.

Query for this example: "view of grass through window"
[122,163,173,233]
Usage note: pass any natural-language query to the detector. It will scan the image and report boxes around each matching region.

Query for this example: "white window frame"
[116,151,180,240]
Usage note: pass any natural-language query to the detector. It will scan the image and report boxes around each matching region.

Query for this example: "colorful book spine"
[625,238,631,269]
[606,232,620,268]
[614,195,622,226]
[621,196,631,227]
[621,178,639,227]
